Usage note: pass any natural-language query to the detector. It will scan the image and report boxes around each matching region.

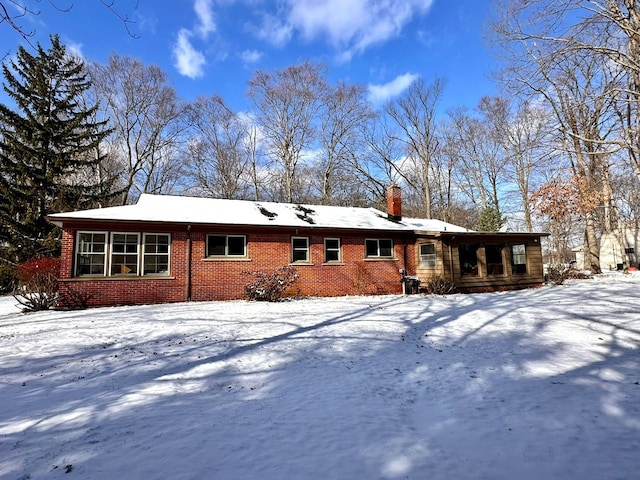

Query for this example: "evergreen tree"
[0,35,113,263]
[476,205,506,232]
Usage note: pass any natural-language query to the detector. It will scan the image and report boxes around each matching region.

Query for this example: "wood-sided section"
[414,232,547,292]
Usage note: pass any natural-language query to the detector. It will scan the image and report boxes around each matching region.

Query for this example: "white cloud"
[65,40,85,60]
[171,0,215,79]
[172,29,206,79]
[240,49,263,64]
[287,0,433,56]
[255,14,293,47]
[194,0,216,38]
[368,72,420,105]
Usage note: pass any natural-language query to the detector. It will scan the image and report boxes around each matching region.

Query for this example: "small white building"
[599,228,640,270]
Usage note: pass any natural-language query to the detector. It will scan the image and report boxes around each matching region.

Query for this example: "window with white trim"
[110,233,140,275]
[292,237,310,262]
[143,233,171,275]
[419,243,437,268]
[75,231,171,277]
[75,231,107,276]
[365,238,393,258]
[324,238,341,263]
[206,234,247,257]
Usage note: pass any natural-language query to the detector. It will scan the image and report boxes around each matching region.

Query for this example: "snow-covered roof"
[48,193,471,233]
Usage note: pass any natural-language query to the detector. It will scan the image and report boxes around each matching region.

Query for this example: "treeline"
[2,0,640,278]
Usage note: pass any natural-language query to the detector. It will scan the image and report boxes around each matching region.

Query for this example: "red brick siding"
[60,229,75,279]
[57,222,411,307]
[190,228,408,301]
[58,222,188,307]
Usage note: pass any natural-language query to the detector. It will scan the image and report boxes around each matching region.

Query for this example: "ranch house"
[47,186,547,307]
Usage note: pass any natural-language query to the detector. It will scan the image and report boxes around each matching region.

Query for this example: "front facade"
[48,188,547,307]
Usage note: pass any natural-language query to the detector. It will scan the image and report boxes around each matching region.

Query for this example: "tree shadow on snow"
[1,284,639,479]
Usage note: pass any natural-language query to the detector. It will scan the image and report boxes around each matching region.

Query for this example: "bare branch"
[0,0,139,48]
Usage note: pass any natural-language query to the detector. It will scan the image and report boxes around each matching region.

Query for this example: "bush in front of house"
[13,256,60,312]
[58,286,93,310]
[422,275,457,295]
[244,265,300,301]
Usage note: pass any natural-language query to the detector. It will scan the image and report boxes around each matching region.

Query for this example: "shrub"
[58,286,93,310]
[0,263,18,294]
[14,256,60,312]
[422,275,457,295]
[545,263,569,285]
[567,269,592,280]
[244,266,300,301]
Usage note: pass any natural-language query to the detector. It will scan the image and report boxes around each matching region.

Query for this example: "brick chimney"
[386,184,402,221]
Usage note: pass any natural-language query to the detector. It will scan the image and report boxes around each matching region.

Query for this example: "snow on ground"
[1,273,639,480]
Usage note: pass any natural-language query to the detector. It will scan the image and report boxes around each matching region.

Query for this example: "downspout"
[402,239,408,294]
[186,225,192,301]
[403,238,408,274]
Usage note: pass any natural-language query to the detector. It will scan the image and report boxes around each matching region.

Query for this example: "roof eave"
[46,215,418,234]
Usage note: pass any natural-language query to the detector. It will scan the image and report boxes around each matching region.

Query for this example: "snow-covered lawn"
[1,274,639,480]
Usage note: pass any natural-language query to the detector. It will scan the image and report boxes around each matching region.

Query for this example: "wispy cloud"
[172,0,215,78]
[194,0,215,38]
[254,13,293,47]
[368,72,419,105]
[240,49,263,64]
[286,0,433,58]
[65,40,85,60]
[172,29,206,79]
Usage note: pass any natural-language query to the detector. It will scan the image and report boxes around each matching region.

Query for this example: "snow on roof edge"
[47,193,548,235]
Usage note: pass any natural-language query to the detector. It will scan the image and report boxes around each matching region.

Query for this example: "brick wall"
[189,227,409,301]
[58,222,189,307]
[57,222,411,307]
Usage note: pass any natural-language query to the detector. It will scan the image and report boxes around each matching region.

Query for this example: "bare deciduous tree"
[247,61,326,203]
[186,95,253,199]
[478,97,552,231]
[445,104,509,219]
[1,0,138,49]
[90,54,188,204]
[384,77,445,218]
[491,0,627,272]
[315,81,375,205]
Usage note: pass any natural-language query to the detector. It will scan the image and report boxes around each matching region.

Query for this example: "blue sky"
[0,0,499,113]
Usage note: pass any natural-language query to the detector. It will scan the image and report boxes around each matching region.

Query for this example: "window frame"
[142,233,171,276]
[206,234,247,258]
[511,243,527,275]
[291,236,310,263]
[419,242,437,268]
[324,237,341,263]
[75,231,108,276]
[459,244,479,276]
[485,244,505,276]
[365,238,394,259]
[110,232,140,276]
